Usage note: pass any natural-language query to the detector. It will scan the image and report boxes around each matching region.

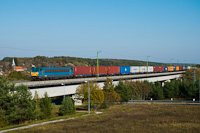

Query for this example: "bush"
[100,100,109,109]
[59,96,75,116]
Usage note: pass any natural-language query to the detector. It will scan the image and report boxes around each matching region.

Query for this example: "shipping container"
[148,66,153,73]
[120,66,130,74]
[92,66,108,76]
[173,66,176,71]
[176,66,179,71]
[73,66,92,77]
[154,66,164,72]
[164,67,168,71]
[183,66,187,70]
[107,66,120,75]
[168,66,174,71]
[179,66,183,71]
[159,66,164,72]
[130,66,140,73]
[187,66,191,69]
[153,66,160,72]
[139,66,147,73]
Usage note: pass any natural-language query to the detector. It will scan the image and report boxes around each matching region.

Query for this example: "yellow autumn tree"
[103,78,121,106]
[76,82,104,109]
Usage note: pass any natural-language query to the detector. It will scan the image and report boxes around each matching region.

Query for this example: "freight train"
[31,66,189,80]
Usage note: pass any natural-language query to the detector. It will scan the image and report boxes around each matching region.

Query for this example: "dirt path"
[0,115,88,133]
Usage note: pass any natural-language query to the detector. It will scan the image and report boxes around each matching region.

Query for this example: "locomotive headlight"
[31,72,39,77]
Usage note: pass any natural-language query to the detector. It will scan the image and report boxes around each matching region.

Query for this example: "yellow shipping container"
[168,66,174,71]
[176,66,179,71]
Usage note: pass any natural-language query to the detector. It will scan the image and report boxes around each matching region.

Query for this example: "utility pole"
[85,81,90,115]
[147,56,150,74]
[199,75,200,103]
[194,69,196,84]
[97,51,101,77]
[88,81,90,115]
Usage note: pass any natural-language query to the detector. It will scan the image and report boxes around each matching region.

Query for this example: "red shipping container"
[153,66,160,72]
[154,66,164,72]
[159,66,164,72]
[107,66,120,75]
[73,66,92,77]
[179,66,183,71]
[92,66,108,75]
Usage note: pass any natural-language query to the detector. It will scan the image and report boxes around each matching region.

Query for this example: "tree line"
[76,69,200,109]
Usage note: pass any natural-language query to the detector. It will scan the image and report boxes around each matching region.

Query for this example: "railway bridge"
[15,71,185,105]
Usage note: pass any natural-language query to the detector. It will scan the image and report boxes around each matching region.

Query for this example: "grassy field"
[8,104,200,133]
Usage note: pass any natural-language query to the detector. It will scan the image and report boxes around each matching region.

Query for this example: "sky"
[0,0,199,64]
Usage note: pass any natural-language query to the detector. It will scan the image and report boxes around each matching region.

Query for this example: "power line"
[0,46,94,53]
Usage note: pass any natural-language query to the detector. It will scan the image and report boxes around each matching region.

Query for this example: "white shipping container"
[139,66,147,73]
[148,66,153,73]
[130,66,140,73]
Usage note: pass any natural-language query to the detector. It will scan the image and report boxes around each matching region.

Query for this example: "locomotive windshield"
[31,67,39,72]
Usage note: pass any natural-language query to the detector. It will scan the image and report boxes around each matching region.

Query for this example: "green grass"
[5,104,200,133]
[0,104,88,131]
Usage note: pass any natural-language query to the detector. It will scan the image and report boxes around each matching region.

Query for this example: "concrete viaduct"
[15,71,184,104]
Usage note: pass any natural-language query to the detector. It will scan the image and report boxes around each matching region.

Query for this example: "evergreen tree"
[59,96,75,116]
[34,91,43,120]
[115,80,131,103]
[163,81,175,98]
[150,82,164,100]
[40,92,52,119]
[0,76,37,124]
[13,85,37,124]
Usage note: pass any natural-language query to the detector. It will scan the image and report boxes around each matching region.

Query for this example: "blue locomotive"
[31,67,73,80]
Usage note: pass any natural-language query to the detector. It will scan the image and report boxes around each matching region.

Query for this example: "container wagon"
[153,66,160,72]
[164,67,168,72]
[179,66,183,71]
[176,66,179,71]
[73,66,92,77]
[168,66,174,71]
[120,66,130,74]
[130,66,140,74]
[147,66,153,73]
[92,66,108,76]
[139,66,147,73]
[107,66,120,75]
[173,66,176,71]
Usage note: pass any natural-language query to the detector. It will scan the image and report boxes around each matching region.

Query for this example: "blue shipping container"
[164,67,168,71]
[120,66,130,74]
[173,66,176,71]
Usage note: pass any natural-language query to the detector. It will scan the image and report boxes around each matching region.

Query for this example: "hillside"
[1,56,167,73]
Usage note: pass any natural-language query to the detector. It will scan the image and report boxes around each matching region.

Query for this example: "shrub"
[59,96,75,116]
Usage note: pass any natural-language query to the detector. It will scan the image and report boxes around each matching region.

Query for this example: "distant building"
[12,58,16,70]
[0,71,3,75]
[15,66,24,71]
